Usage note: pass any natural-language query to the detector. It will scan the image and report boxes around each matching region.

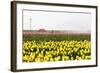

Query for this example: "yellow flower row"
[22,40,91,63]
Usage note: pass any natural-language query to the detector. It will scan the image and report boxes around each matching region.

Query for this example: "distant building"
[38,29,47,32]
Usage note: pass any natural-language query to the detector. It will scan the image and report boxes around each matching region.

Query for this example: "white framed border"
[13,1,97,70]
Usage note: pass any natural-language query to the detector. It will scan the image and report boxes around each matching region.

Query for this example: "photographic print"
[11,1,98,72]
[23,9,91,62]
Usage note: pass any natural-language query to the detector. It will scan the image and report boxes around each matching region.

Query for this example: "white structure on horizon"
[29,17,32,30]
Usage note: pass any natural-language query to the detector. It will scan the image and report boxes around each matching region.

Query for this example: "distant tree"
[51,30,54,33]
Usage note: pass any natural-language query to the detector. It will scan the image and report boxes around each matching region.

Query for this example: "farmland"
[22,31,91,63]
[23,31,90,41]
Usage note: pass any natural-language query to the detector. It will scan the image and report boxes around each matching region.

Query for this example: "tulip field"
[22,34,91,63]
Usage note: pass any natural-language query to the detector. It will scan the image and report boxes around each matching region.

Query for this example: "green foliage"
[23,34,90,41]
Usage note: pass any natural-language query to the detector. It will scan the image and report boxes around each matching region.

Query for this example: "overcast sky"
[23,10,92,32]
